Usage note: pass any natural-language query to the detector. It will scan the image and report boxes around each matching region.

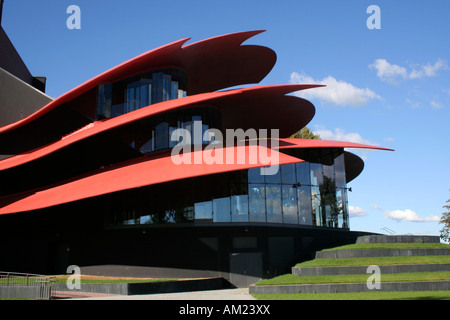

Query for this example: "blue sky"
[2,0,449,238]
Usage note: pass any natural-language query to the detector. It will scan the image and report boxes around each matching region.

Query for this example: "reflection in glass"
[310,163,323,186]
[296,162,310,185]
[155,122,169,150]
[282,186,298,224]
[311,186,321,226]
[107,154,351,229]
[195,201,212,221]
[248,168,264,184]
[249,184,266,222]
[320,176,338,227]
[266,185,282,223]
[281,163,296,185]
[323,163,334,181]
[297,186,312,225]
[97,68,187,120]
[265,167,281,184]
[336,188,345,228]
[334,153,346,188]
[231,195,249,222]
[213,197,231,222]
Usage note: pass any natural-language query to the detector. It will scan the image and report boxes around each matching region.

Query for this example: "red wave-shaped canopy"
[0,30,276,136]
[277,138,394,152]
[0,84,320,171]
[0,145,302,215]
[0,136,393,215]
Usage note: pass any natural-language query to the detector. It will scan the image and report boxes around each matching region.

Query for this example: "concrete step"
[249,281,450,294]
[292,263,450,277]
[252,234,450,296]
[357,235,441,244]
[315,248,450,259]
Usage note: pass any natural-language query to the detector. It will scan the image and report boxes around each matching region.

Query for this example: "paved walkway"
[64,288,256,300]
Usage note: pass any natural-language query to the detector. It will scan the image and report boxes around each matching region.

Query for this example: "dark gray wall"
[0,67,52,127]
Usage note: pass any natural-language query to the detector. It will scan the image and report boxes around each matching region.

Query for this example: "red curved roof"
[277,138,394,152]
[0,30,393,216]
[0,84,320,171]
[0,145,303,215]
[0,30,275,136]
[0,135,393,215]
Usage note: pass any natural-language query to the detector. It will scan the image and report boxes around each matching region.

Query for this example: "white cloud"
[290,72,382,107]
[349,206,367,217]
[430,100,444,109]
[370,58,448,84]
[384,209,440,223]
[369,59,408,84]
[371,204,383,211]
[409,59,448,79]
[406,98,422,109]
[313,127,376,146]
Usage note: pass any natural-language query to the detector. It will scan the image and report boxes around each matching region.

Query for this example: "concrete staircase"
[249,235,450,295]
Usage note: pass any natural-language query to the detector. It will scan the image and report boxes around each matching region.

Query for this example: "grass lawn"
[322,242,450,251]
[296,255,450,267]
[254,241,450,300]
[252,290,450,300]
[52,275,179,284]
[255,271,450,286]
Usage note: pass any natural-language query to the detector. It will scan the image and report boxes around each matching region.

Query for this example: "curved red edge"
[0,145,303,215]
[278,138,394,152]
[0,84,321,171]
[0,30,276,135]
[0,135,393,215]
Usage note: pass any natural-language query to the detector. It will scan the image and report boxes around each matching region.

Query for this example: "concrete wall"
[0,285,51,300]
[0,67,52,127]
[357,235,441,244]
[51,278,230,296]
[250,281,450,294]
[315,248,450,259]
[292,263,450,276]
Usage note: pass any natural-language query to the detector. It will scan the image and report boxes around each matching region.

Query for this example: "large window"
[231,195,249,222]
[97,68,187,120]
[298,186,312,225]
[249,184,266,222]
[213,197,231,222]
[195,201,212,222]
[106,151,350,229]
[266,185,282,223]
[122,107,221,155]
[282,185,298,224]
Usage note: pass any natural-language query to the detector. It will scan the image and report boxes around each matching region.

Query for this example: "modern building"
[0,28,391,287]
[0,0,50,130]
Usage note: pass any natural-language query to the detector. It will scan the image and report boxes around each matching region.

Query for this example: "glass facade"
[125,107,221,154]
[97,68,187,120]
[97,64,349,230]
[106,151,350,229]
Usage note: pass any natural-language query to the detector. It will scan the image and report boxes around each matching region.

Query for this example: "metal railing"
[0,271,56,300]
[380,227,396,235]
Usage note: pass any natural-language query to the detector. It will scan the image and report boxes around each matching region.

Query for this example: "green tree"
[440,196,450,242]
[290,127,320,140]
